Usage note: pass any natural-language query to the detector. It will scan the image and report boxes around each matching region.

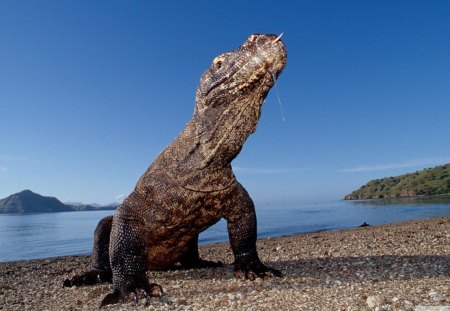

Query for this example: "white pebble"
[366,295,384,308]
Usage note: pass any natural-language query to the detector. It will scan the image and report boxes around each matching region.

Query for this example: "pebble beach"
[1,217,449,310]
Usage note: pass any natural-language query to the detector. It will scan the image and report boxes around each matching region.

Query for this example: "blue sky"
[1,1,449,205]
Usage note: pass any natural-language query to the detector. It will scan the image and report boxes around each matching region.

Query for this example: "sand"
[1,217,449,310]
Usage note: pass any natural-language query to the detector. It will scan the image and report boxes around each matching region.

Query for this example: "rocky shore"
[1,217,449,310]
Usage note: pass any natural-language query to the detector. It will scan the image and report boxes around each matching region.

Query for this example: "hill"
[345,163,450,200]
[0,190,118,214]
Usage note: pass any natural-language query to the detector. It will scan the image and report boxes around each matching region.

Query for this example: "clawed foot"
[63,269,112,287]
[100,283,163,308]
[234,260,282,281]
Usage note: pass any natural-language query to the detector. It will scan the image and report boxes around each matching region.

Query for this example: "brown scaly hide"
[64,34,287,307]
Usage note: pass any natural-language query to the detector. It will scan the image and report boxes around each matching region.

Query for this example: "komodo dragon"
[64,33,287,307]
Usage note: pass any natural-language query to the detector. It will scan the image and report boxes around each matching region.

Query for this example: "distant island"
[345,163,450,200]
[0,190,118,214]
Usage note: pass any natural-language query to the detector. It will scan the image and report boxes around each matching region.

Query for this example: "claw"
[99,283,163,307]
[246,271,257,281]
[265,266,283,277]
[100,290,123,308]
[234,260,282,280]
[148,283,164,297]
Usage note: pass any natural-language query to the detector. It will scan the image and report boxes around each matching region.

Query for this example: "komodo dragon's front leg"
[225,183,282,280]
[99,210,163,307]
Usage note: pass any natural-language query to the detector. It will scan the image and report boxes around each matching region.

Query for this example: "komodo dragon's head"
[194,34,287,167]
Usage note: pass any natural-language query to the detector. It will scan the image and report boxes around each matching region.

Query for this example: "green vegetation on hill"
[345,163,450,200]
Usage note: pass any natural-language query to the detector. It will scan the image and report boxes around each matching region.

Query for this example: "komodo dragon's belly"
[144,210,222,270]
[141,193,228,270]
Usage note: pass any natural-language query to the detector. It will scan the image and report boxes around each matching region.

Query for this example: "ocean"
[1,197,450,262]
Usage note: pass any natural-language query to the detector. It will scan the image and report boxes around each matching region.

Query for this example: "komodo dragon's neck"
[149,117,237,192]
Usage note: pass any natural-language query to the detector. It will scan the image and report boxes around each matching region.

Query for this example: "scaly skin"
[64,34,287,307]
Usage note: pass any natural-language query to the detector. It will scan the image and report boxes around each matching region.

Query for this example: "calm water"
[1,197,450,262]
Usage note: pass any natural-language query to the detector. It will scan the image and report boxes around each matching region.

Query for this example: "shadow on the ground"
[274,254,450,284]
[146,254,450,286]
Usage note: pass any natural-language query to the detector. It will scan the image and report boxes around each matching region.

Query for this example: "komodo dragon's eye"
[212,56,224,70]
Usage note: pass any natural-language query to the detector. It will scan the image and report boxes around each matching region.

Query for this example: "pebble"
[403,300,413,309]
[428,290,446,302]
[366,295,384,308]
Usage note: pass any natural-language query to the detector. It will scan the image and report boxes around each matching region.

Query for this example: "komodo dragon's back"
[64,33,287,307]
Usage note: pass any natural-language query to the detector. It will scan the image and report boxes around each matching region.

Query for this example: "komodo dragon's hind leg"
[178,233,223,269]
[63,215,113,287]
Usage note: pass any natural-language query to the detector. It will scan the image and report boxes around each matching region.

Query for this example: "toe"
[148,283,163,297]
[100,291,123,308]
